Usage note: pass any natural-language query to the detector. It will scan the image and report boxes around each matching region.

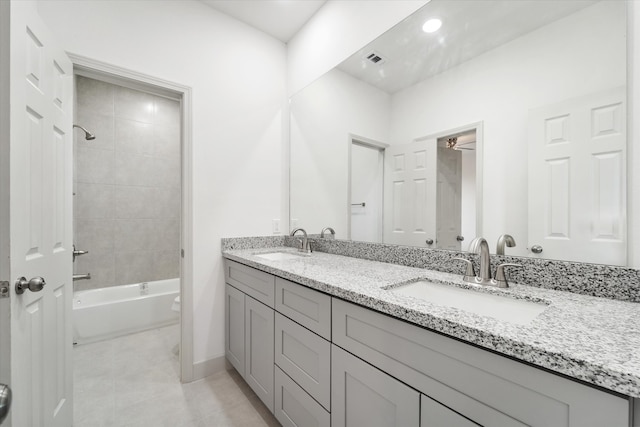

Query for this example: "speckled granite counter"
[223,246,640,398]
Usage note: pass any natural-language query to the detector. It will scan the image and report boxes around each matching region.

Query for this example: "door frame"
[413,121,484,241]
[347,134,388,241]
[0,0,10,414]
[68,53,195,382]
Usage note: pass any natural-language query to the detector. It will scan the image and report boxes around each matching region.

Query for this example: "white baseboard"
[189,355,228,382]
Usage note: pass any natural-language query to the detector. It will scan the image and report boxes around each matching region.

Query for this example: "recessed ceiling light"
[422,18,442,33]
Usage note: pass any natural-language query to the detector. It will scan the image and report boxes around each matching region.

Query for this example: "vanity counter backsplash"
[222,236,640,398]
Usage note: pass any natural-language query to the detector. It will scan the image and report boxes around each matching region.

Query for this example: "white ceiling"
[201,0,327,43]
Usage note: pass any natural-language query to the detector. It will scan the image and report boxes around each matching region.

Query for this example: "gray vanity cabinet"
[332,298,629,427]
[225,260,632,427]
[224,260,276,412]
[331,344,420,427]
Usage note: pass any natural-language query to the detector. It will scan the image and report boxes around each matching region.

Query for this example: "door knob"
[0,384,11,425]
[15,276,46,295]
[456,235,464,242]
[426,239,434,245]
[530,245,543,254]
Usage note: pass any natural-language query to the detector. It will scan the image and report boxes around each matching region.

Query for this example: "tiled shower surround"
[74,76,180,291]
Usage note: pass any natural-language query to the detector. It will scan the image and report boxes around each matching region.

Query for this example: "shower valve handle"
[73,245,89,261]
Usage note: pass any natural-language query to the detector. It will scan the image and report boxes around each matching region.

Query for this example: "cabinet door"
[225,284,245,376]
[245,295,275,412]
[421,395,479,427]
[275,366,330,427]
[332,345,419,427]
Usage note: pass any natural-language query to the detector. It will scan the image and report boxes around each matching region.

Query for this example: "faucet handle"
[453,258,476,282]
[495,263,523,288]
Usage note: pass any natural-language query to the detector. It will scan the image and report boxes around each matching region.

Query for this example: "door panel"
[528,87,626,265]
[383,139,437,246]
[7,2,73,426]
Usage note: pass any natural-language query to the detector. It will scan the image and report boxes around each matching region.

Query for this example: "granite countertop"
[222,246,640,398]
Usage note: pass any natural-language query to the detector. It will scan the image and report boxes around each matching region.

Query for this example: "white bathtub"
[73,278,180,345]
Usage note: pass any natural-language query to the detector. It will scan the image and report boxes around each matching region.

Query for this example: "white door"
[350,143,383,243]
[528,87,626,265]
[0,2,74,426]
[436,146,462,250]
[383,139,437,247]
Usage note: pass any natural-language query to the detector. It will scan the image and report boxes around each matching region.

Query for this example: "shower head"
[73,124,96,141]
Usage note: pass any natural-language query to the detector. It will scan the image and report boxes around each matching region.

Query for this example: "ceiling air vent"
[364,50,386,65]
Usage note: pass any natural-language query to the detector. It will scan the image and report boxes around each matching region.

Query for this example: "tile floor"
[74,324,280,426]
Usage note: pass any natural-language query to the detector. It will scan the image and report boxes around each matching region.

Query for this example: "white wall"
[37,0,287,370]
[287,0,428,96]
[389,1,626,256]
[290,68,390,237]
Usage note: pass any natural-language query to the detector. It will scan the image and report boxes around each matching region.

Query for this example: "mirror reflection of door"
[383,128,477,249]
[437,144,462,250]
[528,87,626,265]
[350,139,386,243]
[437,131,477,251]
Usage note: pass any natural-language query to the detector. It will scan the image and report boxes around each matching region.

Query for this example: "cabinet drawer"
[225,259,275,307]
[332,298,629,427]
[275,277,331,340]
[275,313,331,410]
[332,345,420,427]
[421,394,479,427]
[275,366,330,427]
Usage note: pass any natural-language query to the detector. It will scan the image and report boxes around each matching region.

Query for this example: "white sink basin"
[255,251,306,261]
[390,281,548,326]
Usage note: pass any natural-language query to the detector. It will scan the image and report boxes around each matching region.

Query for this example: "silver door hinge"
[181,249,185,258]
[0,281,9,298]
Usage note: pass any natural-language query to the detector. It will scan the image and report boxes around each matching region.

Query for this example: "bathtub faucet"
[73,273,91,281]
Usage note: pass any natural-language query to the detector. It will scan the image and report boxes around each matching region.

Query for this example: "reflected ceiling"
[338,0,597,94]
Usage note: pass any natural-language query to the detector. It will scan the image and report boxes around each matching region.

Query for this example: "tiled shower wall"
[73,76,181,291]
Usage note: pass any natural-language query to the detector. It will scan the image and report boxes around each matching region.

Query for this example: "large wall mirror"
[290,0,628,265]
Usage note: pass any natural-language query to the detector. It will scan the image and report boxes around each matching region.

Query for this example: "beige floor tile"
[74,325,279,426]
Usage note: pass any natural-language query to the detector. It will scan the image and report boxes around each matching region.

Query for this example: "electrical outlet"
[272,219,280,234]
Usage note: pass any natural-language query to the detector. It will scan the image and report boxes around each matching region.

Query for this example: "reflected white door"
[1,2,74,426]
[383,139,437,247]
[436,146,462,250]
[528,87,626,265]
[350,143,383,243]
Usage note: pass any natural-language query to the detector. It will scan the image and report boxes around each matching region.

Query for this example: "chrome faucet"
[462,237,522,288]
[290,228,311,253]
[496,234,516,255]
[320,227,335,239]
[468,237,492,284]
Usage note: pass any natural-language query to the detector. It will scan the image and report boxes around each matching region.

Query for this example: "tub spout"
[73,273,91,281]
